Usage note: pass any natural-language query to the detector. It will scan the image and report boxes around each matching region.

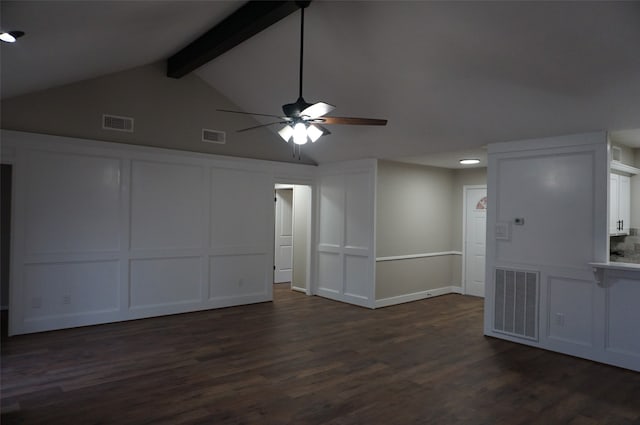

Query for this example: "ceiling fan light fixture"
[0,30,24,43]
[307,124,323,143]
[293,122,308,145]
[278,125,294,142]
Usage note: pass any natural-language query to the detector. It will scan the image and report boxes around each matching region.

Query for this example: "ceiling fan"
[217,1,387,154]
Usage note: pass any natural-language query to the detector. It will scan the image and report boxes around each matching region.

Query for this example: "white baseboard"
[375,285,461,308]
[291,286,307,294]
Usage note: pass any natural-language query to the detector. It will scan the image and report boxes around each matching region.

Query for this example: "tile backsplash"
[611,229,640,264]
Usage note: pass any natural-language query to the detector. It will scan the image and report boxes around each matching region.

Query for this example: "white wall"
[1,63,315,164]
[373,161,487,306]
[315,160,377,308]
[2,130,314,335]
[375,160,459,305]
[485,132,640,372]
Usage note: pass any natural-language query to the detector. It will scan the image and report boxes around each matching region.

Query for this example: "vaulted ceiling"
[2,1,639,166]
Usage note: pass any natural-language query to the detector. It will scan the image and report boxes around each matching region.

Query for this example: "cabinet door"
[610,173,620,234]
[619,175,631,234]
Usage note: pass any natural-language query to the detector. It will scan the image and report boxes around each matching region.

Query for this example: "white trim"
[376,251,462,262]
[488,131,606,154]
[610,161,640,176]
[291,286,307,293]
[375,286,461,308]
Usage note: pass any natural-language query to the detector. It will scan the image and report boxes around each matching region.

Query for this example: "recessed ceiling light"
[459,158,480,165]
[0,31,25,43]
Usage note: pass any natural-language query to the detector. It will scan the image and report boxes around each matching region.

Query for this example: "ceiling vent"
[202,129,226,144]
[102,114,134,132]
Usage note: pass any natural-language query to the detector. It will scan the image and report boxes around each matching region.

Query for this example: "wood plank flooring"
[2,285,639,425]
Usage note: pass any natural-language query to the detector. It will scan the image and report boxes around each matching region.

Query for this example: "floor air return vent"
[493,268,539,341]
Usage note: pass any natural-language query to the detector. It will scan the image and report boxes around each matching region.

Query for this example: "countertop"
[590,261,640,271]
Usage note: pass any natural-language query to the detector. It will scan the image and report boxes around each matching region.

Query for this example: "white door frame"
[274,188,293,284]
[273,183,313,296]
[462,185,487,296]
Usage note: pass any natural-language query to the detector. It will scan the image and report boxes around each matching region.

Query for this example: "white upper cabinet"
[610,172,631,235]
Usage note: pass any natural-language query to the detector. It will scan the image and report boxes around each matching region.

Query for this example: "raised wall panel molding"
[315,162,376,307]
[2,130,314,335]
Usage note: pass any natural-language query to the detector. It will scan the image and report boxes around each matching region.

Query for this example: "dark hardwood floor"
[2,285,639,425]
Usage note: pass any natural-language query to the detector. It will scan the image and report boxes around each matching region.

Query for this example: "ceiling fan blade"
[321,116,388,126]
[301,102,335,119]
[316,124,331,135]
[237,121,288,133]
[217,108,288,120]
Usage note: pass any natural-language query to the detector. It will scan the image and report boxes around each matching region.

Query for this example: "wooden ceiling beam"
[167,1,310,79]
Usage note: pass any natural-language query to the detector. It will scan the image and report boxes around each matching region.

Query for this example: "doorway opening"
[1,164,12,337]
[463,185,487,298]
[274,183,312,298]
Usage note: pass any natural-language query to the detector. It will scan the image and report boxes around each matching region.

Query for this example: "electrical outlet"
[238,278,244,287]
[555,313,565,326]
[63,295,71,305]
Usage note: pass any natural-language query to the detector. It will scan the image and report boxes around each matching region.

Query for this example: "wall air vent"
[202,129,226,144]
[493,268,539,341]
[102,114,134,132]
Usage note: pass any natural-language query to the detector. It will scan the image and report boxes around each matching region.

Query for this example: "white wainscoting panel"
[547,276,593,347]
[23,261,119,319]
[209,254,268,299]
[317,252,341,294]
[318,174,344,247]
[606,277,640,357]
[4,130,315,335]
[130,160,205,250]
[315,161,376,308]
[345,172,371,249]
[210,168,272,249]
[495,152,596,268]
[130,257,202,309]
[344,254,370,300]
[25,151,121,255]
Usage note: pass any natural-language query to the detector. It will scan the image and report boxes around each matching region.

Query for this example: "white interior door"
[274,189,293,283]
[464,186,487,297]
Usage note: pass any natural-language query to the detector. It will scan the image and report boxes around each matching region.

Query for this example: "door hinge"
[273,265,276,270]
[274,197,277,202]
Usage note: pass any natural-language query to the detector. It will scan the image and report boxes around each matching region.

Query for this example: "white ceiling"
[610,129,640,148]
[2,0,639,166]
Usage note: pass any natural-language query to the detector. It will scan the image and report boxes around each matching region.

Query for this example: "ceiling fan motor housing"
[282,96,313,117]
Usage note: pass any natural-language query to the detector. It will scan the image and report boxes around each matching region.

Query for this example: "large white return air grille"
[493,268,539,341]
